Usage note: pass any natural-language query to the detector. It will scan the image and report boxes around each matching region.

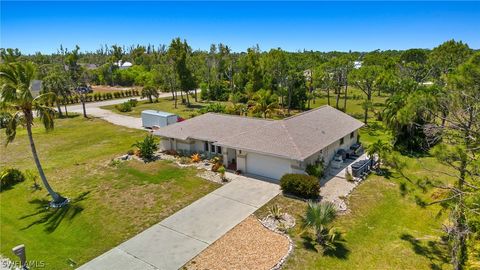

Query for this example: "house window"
[340,138,344,145]
[204,141,209,152]
[217,146,222,154]
[350,131,355,139]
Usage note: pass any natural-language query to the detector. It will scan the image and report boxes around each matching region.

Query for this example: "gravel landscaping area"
[185,216,290,270]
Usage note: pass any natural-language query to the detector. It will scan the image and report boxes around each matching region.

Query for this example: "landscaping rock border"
[258,216,294,270]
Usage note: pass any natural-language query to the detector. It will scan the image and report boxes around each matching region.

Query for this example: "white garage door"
[246,152,292,180]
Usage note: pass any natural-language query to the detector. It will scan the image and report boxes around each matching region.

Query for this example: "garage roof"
[154,105,364,161]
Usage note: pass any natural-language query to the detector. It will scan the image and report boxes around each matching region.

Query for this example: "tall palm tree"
[0,62,67,206]
[302,201,339,249]
[250,89,278,118]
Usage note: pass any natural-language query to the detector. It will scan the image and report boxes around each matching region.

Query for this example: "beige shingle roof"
[154,106,364,161]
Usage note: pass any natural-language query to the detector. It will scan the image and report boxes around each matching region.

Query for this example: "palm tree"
[250,89,278,118]
[301,201,340,251]
[43,71,71,117]
[0,62,67,206]
[141,85,159,103]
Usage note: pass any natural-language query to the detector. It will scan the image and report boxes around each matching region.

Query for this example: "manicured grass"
[101,95,218,119]
[0,116,219,269]
[256,175,450,270]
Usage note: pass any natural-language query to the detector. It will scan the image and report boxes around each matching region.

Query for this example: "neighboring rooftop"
[154,106,364,161]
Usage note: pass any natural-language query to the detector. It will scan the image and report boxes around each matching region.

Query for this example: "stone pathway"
[77,174,280,270]
[320,153,369,210]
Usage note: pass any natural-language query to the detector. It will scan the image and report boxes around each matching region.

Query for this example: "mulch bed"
[185,216,290,270]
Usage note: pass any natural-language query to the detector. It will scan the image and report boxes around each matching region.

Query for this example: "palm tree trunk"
[343,82,348,112]
[194,88,198,102]
[81,97,87,118]
[56,101,63,118]
[327,88,330,105]
[26,113,65,204]
[63,103,69,117]
[185,91,190,107]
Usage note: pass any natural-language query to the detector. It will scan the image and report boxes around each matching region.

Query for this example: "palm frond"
[3,111,22,145]
[35,104,55,131]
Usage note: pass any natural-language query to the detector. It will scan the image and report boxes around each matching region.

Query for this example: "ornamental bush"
[0,168,25,190]
[132,135,158,162]
[280,173,320,199]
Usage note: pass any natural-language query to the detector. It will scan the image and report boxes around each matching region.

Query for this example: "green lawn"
[0,116,219,269]
[255,155,451,270]
[254,114,452,269]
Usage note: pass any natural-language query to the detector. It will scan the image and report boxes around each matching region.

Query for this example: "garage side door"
[246,152,292,180]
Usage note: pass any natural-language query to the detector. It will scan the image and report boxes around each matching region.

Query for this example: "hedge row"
[44,89,140,107]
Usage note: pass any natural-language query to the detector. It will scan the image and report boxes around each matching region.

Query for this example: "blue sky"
[1,1,479,54]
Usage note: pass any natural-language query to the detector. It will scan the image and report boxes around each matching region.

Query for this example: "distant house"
[303,69,312,80]
[30,80,42,97]
[154,106,364,180]
[354,61,362,69]
[116,61,132,70]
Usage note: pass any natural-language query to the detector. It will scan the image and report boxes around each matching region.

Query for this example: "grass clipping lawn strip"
[185,216,290,270]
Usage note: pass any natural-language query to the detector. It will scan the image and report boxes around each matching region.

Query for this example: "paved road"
[77,174,280,270]
[67,91,191,130]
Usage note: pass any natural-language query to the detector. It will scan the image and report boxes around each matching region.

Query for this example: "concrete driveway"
[77,174,280,270]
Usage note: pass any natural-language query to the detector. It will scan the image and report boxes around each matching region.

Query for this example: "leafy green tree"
[0,62,67,205]
[301,201,342,252]
[249,89,278,118]
[428,53,480,270]
[168,38,197,107]
[141,85,159,103]
[349,65,381,124]
[430,40,472,85]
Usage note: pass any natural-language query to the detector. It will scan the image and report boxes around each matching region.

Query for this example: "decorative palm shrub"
[302,201,343,253]
[0,168,25,190]
[280,173,320,199]
[268,204,284,221]
[345,168,354,182]
[191,153,201,163]
[306,161,325,178]
[132,135,158,162]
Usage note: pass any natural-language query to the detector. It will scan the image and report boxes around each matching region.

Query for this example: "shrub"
[280,173,320,199]
[132,135,158,162]
[0,168,25,190]
[191,153,201,163]
[128,99,138,107]
[345,168,354,182]
[306,161,325,178]
[116,101,132,112]
[200,103,227,114]
[179,156,191,164]
[217,166,226,181]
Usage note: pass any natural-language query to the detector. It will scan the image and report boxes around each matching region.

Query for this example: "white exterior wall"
[304,130,359,166]
[245,152,294,180]
[175,139,193,152]
[159,138,172,151]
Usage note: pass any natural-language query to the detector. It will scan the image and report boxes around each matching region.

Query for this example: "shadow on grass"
[400,233,449,270]
[301,234,350,260]
[19,191,89,233]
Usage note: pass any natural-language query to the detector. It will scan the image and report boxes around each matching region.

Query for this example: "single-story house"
[154,105,364,181]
